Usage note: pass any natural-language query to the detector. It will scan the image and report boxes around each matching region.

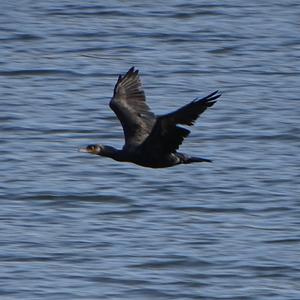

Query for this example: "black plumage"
[80,67,221,168]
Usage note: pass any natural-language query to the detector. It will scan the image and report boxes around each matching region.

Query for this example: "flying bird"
[80,67,221,168]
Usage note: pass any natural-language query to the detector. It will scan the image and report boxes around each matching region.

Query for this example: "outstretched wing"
[140,91,221,156]
[109,67,156,150]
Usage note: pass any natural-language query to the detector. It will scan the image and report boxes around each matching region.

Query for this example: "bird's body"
[80,67,221,168]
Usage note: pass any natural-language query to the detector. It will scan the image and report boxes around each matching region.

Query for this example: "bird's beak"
[79,147,88,153]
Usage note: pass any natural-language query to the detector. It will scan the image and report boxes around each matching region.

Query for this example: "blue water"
[1,1,300,299]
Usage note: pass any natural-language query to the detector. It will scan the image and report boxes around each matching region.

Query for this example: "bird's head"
[79,144,103,155]
[79,144,118,158]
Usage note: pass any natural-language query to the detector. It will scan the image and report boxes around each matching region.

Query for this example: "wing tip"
[193,90,222,104]
[114,66,140,93]
[207,90,222,99]
[127,66,139,76]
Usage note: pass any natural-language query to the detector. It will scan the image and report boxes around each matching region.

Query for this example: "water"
[1,1,300,299]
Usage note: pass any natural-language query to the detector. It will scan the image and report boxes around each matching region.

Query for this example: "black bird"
[80,67,221,168]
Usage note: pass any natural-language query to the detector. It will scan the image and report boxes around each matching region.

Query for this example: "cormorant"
[80,67,221,168]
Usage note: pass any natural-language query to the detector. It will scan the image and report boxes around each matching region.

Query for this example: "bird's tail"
[184,156,212,164]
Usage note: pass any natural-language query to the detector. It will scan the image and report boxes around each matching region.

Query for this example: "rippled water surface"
[1,1,300,299]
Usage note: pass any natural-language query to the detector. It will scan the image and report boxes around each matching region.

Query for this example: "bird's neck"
[99,145,125,161]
